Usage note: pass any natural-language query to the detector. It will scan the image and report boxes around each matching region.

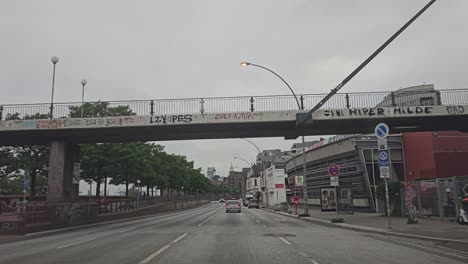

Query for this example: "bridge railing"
[1,89,467,120]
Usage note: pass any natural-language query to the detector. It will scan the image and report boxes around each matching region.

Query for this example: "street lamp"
[240,61,310,216]
[239,138,269,208]
[80,79,88,118]
[234,156,254,168]
[49,56,59,119]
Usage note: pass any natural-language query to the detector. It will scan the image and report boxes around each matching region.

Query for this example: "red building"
[403,131,468,181]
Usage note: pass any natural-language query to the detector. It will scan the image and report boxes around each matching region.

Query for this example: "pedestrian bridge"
[0,104,467,145]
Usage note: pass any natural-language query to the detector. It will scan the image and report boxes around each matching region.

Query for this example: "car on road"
[248,199,259,209]
[243,194,254,206]
[225,200,241,213]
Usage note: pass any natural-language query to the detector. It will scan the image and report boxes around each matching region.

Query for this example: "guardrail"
[1,89,467,120]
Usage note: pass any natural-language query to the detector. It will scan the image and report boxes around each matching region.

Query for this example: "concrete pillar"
[47,140,80,202]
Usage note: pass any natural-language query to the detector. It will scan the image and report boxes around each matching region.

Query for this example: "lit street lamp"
[49,56,59,119]
[240,61,310,216]
[80,79,88,118]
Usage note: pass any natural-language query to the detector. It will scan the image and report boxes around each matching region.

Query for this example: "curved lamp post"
[49,56,59,119]
[80,79,87,118]
[240,61,310,216]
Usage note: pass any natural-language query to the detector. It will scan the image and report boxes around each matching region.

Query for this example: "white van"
[244,194,254,206]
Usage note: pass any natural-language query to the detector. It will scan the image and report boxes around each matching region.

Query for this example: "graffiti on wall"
[150,114,192,124]
[55,203,81,224]
[0,222,18,232]
[0,198,20,212]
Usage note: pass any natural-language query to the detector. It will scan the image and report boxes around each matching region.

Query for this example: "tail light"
[226,203,230,207]
[237,203,241,207]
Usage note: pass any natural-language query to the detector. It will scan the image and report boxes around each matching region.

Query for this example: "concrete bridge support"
[47,140,80,201]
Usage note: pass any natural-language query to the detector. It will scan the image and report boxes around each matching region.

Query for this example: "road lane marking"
[198,211,220,226]
[262,225,267,227]
[138,233,188,264]
[255,219,261,223]
[57,237,97,249]
[118,227,137,233]
[298,251,320,264]
[172,233,188,243]
[273,218,281,221]
[279,236,292,245]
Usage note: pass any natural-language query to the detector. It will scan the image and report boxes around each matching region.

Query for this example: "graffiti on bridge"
[0,222,18,232]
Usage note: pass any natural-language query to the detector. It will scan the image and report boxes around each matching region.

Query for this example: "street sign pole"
[375,123,392,229]
[384,177,392,229]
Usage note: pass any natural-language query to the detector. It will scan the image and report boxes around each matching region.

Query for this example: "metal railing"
[1,89,467,120]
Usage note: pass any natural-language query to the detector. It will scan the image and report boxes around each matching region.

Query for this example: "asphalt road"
[0,202,465,264]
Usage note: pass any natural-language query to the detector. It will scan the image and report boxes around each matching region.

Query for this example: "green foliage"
[0,112,49,195]
[376,181,400,202]
[69,101,134,118]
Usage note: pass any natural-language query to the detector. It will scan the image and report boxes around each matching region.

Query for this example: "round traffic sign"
[293,196,299,206]
[379,151,388,161]
[328,164,340,177]
[375,123,389,139]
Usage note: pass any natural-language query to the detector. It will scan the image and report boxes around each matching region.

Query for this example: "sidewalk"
[271,206,468,242]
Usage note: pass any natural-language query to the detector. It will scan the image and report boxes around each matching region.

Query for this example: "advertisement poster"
[320,187,337,212]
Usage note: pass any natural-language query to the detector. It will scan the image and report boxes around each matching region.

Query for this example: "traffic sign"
[378,149,389,166]
[328,164,341,177]
[295,175,304,187]
[378,138,388,150]
[23,179,30,189]
[380,166,390,178]
[375,123,389,139]
[330,176,339,186]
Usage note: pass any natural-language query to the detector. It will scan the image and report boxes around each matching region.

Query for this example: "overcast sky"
[2,0,468,191]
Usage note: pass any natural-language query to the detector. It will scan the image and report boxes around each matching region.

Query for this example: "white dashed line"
[57,237,96,249]
[118,227,137,233]
[262,225,267,227]
[255,219,261,223]
[273,218,281,221]
[279,236,292,245]
[138,233,188,264]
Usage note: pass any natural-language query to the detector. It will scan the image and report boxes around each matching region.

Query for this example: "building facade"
[207,167,216,179]
[285,135,404,212]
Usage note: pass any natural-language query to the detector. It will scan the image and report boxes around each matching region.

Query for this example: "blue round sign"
[375,123,389,139]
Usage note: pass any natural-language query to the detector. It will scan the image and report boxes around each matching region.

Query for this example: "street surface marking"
[198,211,219,226]
[262,225,267,227]
[273,218,281,221]
[57,237,97,249]
[279,236,292,245]
[138,233,188,264]
[118,227,137,233]
[172,233,188,243]
[298,251,320,264]
[255,219,261,223]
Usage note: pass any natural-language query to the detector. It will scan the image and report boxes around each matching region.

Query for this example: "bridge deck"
[1,105,467,145]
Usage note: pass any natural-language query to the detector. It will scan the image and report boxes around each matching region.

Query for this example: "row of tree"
[0,102,212,197]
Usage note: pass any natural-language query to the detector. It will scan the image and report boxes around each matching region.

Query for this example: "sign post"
[375,123,391,229]
[295,176,304,214]
[328,164,340,215]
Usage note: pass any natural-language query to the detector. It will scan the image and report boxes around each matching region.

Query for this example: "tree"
[0,113,49,196]
[69,101,134,118]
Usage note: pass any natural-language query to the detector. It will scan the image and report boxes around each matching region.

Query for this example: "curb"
[0,201,211,245]
[263,209,468,245]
